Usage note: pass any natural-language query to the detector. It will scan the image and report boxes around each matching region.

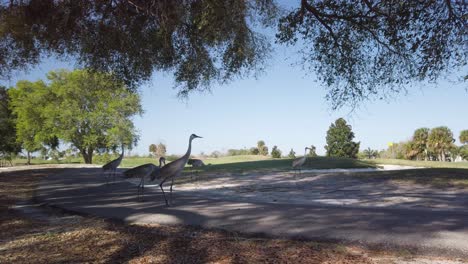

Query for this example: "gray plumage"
[157,134,202,206]
[292,147,310,176]
[124,157,166,200]
[102,146,124,184]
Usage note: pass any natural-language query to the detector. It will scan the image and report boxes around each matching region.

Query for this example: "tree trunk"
[80,148,93,164]
[441,151,446,162]
[27,151,31,165]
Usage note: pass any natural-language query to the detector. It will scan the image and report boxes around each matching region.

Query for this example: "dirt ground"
[1,167,467,264]
[171,168,468,212]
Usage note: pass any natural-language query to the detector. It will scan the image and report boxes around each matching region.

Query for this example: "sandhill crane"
[123,157,166,201]
[292,147,310,177]
[157,134,202,206]
[102,145,124,184]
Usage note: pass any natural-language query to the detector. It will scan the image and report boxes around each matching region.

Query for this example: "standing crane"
[292,147,310,177]
[123,156,166,201]
[156,134,202,206]
[102,145,124,185]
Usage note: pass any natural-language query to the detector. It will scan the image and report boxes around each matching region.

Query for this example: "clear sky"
[2,35,467,157]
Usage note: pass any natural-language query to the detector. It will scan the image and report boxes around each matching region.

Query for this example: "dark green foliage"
[0,87,21,155]
[325,118,360,158]
[428,126,455,161]
[2,1,464,108]
[8,69,142,164]
[271,146,281,158]
[460,130,468,145]
[308,145,317,157]
[277,1,466,109]
[249,147,260,155]
[257,140,269,156]
[0,0,276,93]
[362,147,378,159]
[288,148,296,159]
[412,128,430,160]
[460,145,468,160]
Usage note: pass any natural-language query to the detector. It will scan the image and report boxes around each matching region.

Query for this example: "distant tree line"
[379,127,467,162]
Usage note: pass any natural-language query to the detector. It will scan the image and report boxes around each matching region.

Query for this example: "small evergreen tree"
[288,148,296,158]
[257,140,269,156]
[249,147,259,155]
[460,130,468,145]
[271,146,282,158]
[325,118,360,158]
[308,145,317,157]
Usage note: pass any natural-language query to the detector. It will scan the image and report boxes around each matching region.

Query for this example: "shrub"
[271,146,282,158]
[288,148,296,158]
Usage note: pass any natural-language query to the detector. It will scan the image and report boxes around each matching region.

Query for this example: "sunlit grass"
[368,158,468,169]
[8,155,468,171]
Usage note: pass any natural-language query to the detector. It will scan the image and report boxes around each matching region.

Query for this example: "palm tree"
[428,127,455,161]
[412,128,430,161]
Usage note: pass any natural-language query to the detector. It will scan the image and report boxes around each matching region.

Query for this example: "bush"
[250,147,259,155]
[271,146,282,158]
[288,148,296,158]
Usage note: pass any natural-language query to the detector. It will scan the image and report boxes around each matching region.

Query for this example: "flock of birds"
[103,133,311,206]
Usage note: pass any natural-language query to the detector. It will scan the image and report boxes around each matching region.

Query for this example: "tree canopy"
[427,126,455,161]
[277,0,467,108]
[8,80,52,160]
[0,0,275,94]
[325,118,360,158]
[8,69,142,163]
[0,1,465,108]
[460,130,468,145]
[0,86,21,155]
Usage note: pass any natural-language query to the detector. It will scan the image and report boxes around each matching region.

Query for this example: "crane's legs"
[159,182,169,206]
[105,171,110,186]
[137,176,145,201]
[169,177,174,205]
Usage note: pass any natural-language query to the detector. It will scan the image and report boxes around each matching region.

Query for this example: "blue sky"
[2,24,467,156]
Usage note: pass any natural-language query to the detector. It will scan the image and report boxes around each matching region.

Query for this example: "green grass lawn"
[356,168,468,188]
[196,155,377,173]
[367,158,468,169]
[7,155,468,172]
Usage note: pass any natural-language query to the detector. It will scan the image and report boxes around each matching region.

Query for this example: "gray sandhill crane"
[292,147,310,176]
[156,134,202,206]
[123,157,166,201]
[102,146,124,184]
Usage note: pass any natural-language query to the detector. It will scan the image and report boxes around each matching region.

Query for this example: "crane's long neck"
[183,138,193,160]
